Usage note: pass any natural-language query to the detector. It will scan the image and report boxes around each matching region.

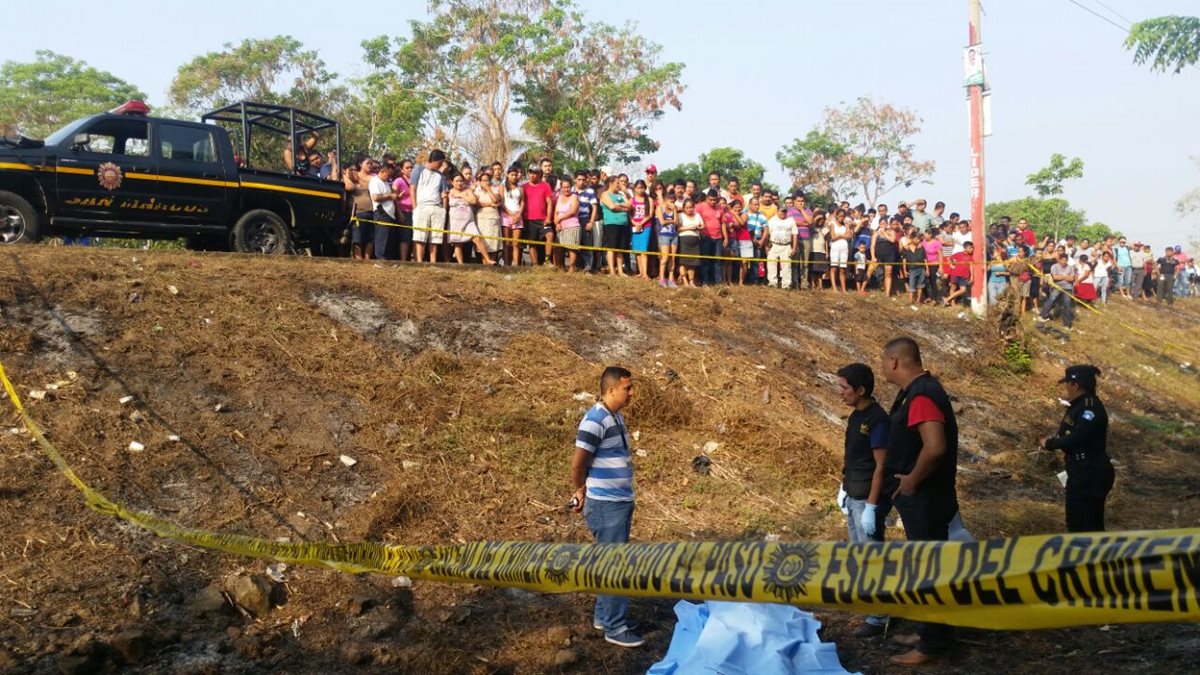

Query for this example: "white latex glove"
[860,503,877,536]
[836,484,849,515]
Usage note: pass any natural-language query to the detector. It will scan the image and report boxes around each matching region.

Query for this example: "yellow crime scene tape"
[352,215,992,268]
[3,361,1198,630]
[1026,262,1197,360]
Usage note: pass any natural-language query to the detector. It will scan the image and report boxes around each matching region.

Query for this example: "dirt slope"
[0,247,1197,674]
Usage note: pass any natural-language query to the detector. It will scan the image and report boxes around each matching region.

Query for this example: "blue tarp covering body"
[647,601,859,675]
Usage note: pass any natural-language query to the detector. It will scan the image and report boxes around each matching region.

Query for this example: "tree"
[168,36,346,116]
[388,0,573,166]
[0,51,145,138]
[1025,153,1084,240]
[659,147,763,184]
[1125,16,1200,74]
[339,37,431,158]
[515,19,684,168]
[777,97,934,207]
[986,197,1086,240]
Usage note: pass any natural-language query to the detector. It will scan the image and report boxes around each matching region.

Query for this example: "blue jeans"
[584,498,634,635]
[699,237,722,285]
[1097,275,1110,304]
[987,278,1008,305]
[845,496,889,626]
[1119,266,1132,290]
[1040,286,1075,328]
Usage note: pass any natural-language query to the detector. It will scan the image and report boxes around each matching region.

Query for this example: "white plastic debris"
[540,296,557,310]
[339,454,357,467]
[128,441,145,452]
[1057,470,1068,487]
[168,285,179,296]
[392,576,413,588]
[635,448,647,458]
[703,441,719,454]
[266,562,287,583]
[401,460,420,470]
[572,392,594,402]
[632,430,641,442]
[214,403,225,413]
[119,395,135,405]
[168,434,181,442]
[28,390,47,400]
[291,618,302,638]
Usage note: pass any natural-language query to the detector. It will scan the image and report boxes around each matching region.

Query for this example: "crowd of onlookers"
[331,151,1199,319]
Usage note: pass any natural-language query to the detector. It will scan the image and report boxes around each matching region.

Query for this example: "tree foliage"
[1025,153,1084,198]
[339,36,431,159]
[0,51,145,138]
[516,19,684,168]
[659,147,766,187]
[388,0,572,166]
[1125,16,1200,74]
[986,197,1120,242]
[1024,154,1084,239]
[168,36,346,116]
[777,97,934,207]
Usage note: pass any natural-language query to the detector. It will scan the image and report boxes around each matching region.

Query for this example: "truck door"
[154,122,229,226]
[55,117,157,223]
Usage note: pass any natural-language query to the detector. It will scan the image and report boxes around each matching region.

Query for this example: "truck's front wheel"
[232,209,293,255]
[0,191,41,245]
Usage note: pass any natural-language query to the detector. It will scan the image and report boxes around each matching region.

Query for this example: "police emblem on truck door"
[96,162,123,190]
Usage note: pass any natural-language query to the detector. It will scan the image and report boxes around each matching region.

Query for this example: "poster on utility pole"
[963,44,985,86]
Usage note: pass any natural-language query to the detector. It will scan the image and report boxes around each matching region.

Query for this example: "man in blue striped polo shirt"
[570,366,642,648]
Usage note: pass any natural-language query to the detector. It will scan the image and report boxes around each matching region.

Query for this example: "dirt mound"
[1,247,1198,674]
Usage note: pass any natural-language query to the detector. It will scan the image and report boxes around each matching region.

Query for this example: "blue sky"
[6,0,1198,250]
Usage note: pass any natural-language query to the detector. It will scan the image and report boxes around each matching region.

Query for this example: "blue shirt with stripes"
[575,402,634,502]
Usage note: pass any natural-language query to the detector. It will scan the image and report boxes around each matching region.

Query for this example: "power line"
[1064,0,1130,34]
[1091,0,1133,28]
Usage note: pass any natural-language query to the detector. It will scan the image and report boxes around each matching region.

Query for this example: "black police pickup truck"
[0,100,349,254]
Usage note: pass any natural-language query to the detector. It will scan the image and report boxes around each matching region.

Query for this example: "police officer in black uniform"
[1039,365,1114,532]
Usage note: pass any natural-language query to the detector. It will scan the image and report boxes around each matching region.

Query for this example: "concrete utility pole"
[968,0,987,317]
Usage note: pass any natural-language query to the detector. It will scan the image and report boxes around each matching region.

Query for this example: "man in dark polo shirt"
[836,362,891,638]
[879,336,959,666]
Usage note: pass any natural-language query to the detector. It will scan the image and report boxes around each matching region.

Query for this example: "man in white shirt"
[368,163,398,259]
[762,212,797,289]
[951,220,971,254]
[410,149,450,262]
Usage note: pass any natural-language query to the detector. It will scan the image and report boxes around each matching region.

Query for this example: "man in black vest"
[880,336,958,666]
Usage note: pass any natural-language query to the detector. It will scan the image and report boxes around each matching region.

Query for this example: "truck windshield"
[42,117,93,146]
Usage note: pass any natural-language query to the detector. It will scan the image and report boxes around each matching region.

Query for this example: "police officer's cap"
[1058,364,1101,388]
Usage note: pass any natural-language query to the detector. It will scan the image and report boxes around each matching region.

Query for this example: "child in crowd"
[853,242,869,295]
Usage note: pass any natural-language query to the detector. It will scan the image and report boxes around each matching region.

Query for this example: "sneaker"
[1034,316,1046,323]
[604,629,645,648]
[852,622,886,638]
[667,280,678,289]
[594,620,638,631]
[658,278,668,288]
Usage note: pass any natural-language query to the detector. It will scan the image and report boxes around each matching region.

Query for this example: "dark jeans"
[925,270,942,302]
[699,237,723,285]
[584,498,634,635]
[792,238,809,289]
[893,488,956,654]
[1065,461,1115,532]
[373,208,399,260]
[1158,273,1176,305]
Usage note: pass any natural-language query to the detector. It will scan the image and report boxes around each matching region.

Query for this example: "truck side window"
[160,124,218,164]
[78,119,149,157]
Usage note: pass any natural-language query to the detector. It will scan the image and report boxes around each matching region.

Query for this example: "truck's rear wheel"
[0,191,41,245]
[232,209,293,255]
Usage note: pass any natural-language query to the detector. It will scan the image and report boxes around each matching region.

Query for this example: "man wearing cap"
[1172,245,1190,298]
[1040,366,1114,532]
[1129,242,1148,299]
[644,164,658,187]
